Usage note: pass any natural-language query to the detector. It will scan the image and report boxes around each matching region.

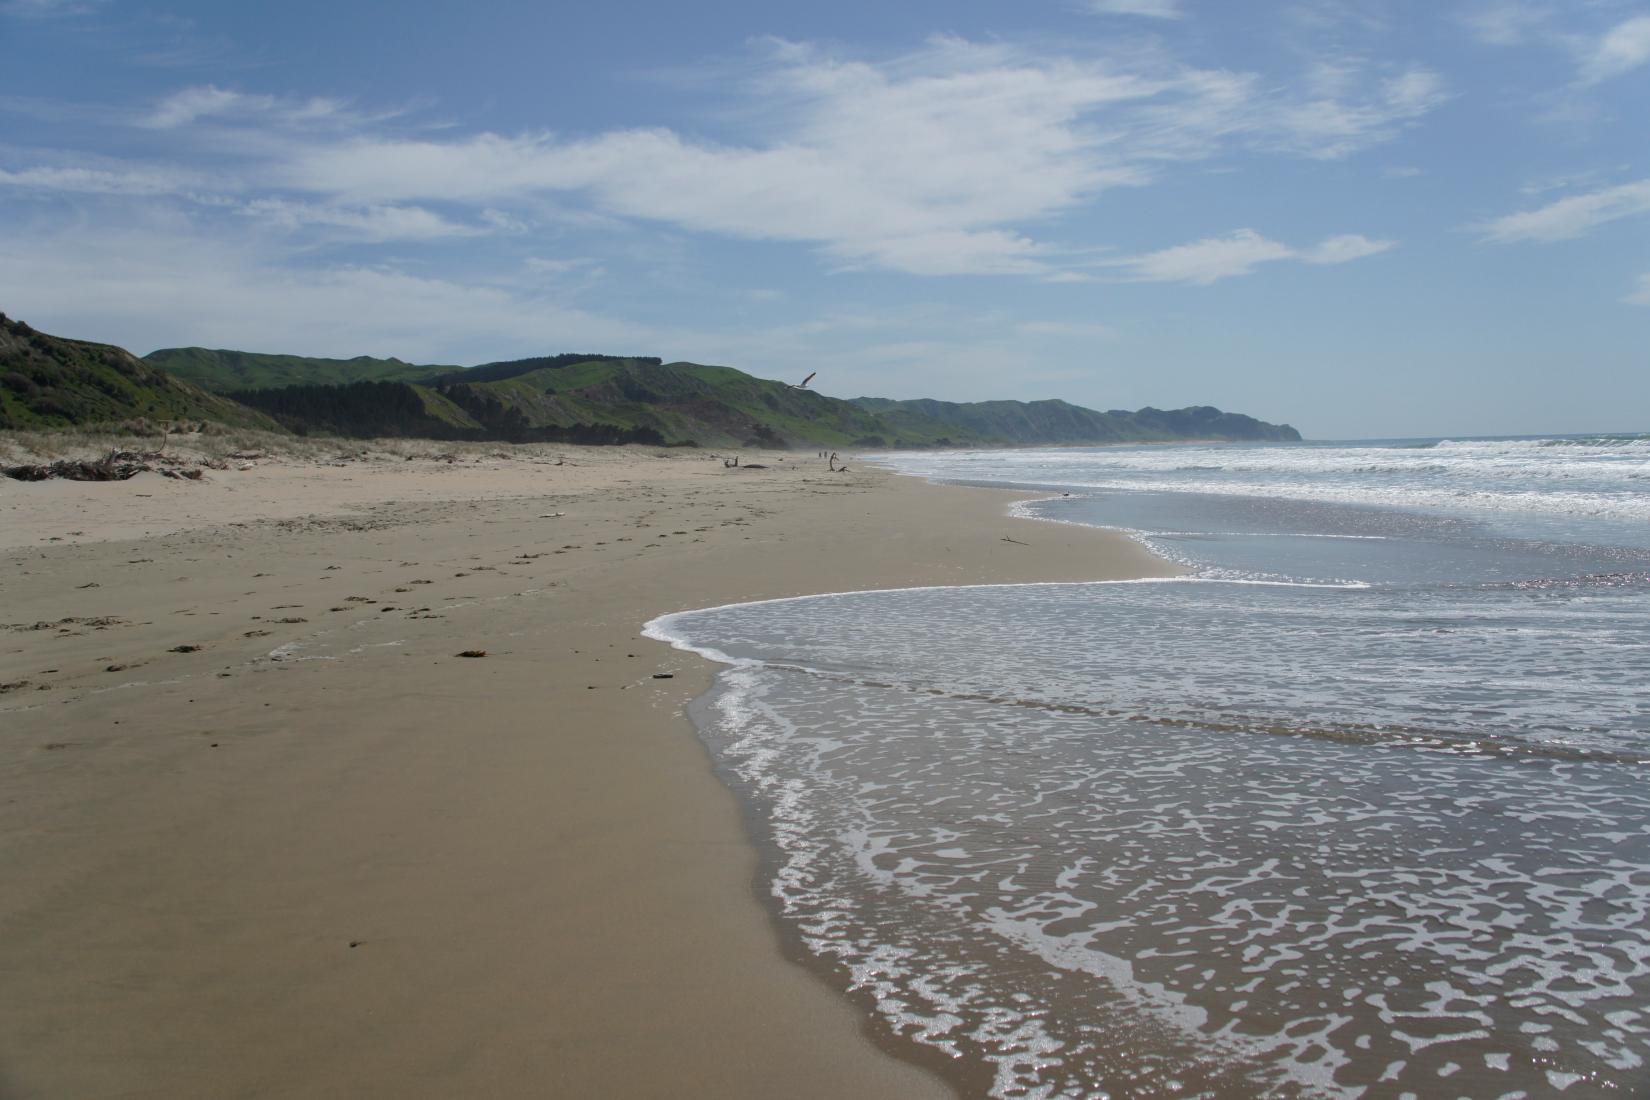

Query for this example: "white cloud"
[1466,7,1650,86]
[1303,233,1392,264]
[479,208,529,233]
[142,84,349,129]
[278,45,1180,276]
[523,256,597,275]
[3,38,1447,286]
[1270,65,1447,159]
[1086,0,1183,18]
[1124,229,1297,283]
[1385,69,1447,113]
[1579,14,1650,84]
[266,40,1439,276]
[0,165,198,195]
[0,217,1108,402]
[519,255,607,288]
[143,85,255,128]
[0,223,648,362]
[1519,169,1602,197]
[1481,178,1650,242]
[0,0,105,16]
[830,230,1056,277]
[1460,3,1552,46]
[1016,320,1113,338]
[1120,228,1391,284]
[237,198,478,241]
[0,164,484,244]
[1625,274,1650,307]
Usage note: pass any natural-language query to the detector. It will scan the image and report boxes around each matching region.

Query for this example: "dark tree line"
[231,381,452,438]
[432,354,663,387]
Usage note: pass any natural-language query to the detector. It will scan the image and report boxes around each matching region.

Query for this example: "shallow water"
[646,435,1650,1098]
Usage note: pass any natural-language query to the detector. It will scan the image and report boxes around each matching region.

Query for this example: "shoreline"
[0,444,1177,1098]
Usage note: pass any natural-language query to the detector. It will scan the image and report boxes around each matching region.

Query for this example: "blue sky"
[1,0,1645,438]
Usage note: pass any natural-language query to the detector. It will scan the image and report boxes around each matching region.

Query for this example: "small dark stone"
[652,673,674,679]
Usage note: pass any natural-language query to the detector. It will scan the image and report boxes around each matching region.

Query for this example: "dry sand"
[0,441,1177,1099]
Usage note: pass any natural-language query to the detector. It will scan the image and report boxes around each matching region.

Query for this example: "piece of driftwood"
[2,449,210,482]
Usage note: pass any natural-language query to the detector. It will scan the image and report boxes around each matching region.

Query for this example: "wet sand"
[0,443,1176,1099]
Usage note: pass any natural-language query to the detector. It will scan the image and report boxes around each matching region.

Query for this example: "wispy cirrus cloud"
[1304,233,1394,264]
[1481,177,1650,242]
[0,216,1100,402]
[1268,64,1447,159]
[0,164,201,195]
[1015,319,1113,338]
[1579,14,1650,84]
[0,221,649,362]
[259,38,1438,276]
[1117,228,1392,284]
[1462,5,1650,86]
[141,84,359,130]
[1085,0,1183,19]
[236,198,482,241]
[0,0,105,17]
[1459,2,1554,46]
[1,36,1443,283]
[274,41,1170,277]
[1625,274,1650,307]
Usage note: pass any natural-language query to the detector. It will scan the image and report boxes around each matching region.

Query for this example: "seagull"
[790,371,817,390]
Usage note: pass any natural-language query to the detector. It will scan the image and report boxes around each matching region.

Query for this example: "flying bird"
[790,371,817,390]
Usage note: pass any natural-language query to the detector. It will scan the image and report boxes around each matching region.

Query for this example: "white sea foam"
[653,574,1650,1098]
[883,435,1650,528]
[648,435,1650,1097]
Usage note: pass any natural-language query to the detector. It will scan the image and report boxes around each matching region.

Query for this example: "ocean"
[645,435,1650,1099]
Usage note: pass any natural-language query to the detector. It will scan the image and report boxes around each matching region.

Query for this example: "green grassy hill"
[429,357,948,448]
[5,315,1304,448]
[171,346,1303,448]
[228,354,972,447]
[144,347,457,392]
[854,396,1301,444]
[1,315,281,431]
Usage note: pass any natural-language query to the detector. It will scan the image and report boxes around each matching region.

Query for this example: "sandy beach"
[0,440,1176,1099]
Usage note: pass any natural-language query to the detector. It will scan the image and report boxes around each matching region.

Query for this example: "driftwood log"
[3,450,211,482]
